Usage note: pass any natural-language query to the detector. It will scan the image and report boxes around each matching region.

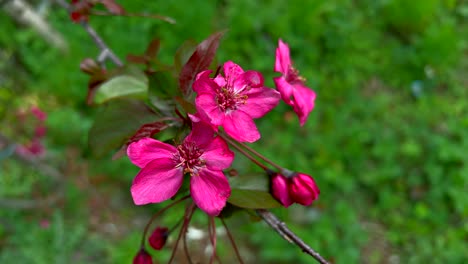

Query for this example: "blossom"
[148,226,169,250]
[274,39,316,126]
[289,173,320,206]
[271,173,293,207]
[271,172,320,207]
[127,120,234,216]
[193,61,280,142]
[133,249,153,264]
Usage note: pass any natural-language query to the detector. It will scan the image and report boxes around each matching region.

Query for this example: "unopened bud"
[148,226,169,250]
[289,173,320,206]
[271,173,293,207]
[133,249,153,264]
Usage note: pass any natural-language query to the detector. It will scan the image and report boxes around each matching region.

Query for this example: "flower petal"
[127,138,176,168]
[185,117,216,147]
[271,174,293,207]
[240,87,280,118]
[292,84,316,126]
[233,70,264,92]
[193,71,217,94]
[223,110,260,142]
[202,136,234,170]
[223,61,244,88]
[131,158,183,205]
[274,39,291,74]
[273,76,295,106]
[190,169,231,216]
[195,93,225,126]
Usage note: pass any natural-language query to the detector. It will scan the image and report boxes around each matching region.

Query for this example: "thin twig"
[168,202,196,264]
[256,209,330,264]
[220,218,244,264]
[53,0,123,67]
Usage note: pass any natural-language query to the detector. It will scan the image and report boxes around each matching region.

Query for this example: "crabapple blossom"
[193,61,280,142]
[274,39,316,126]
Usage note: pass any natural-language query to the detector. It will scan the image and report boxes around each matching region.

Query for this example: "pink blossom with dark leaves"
[127,119,234,216]
[193,61,280,142]
[274,39,316,126]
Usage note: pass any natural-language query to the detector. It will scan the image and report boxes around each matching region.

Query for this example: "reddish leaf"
[178,31,225,97]
[145,39,161,59]
[112,120,169,160]
[128,121,168,144]
[100,0,126,15]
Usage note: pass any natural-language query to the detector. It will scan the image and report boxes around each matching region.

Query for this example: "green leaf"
[88,99,159,157]
[228,173,281,209]
[94,75,148,104]
[148,70,178,114]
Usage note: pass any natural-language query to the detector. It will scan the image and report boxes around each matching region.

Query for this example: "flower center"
[216,87,247,112]
[286,67,305,84]
[175,142,205,176]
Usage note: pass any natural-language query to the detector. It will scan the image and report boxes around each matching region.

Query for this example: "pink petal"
[273,76,295,106]
[223,111,260,142]
[127,138,176,168]
[223,61,244,88]
[271,174,293,207]
[213,75,226,87]
[233,70,264,92]
[274,39,291,74]
[240,87,280,118]
[202,136,234,170]
[190,169,231,216]
[131,158,183,205]
[195,93,225,126]
[292,85,316,126]
[186,115,216,146]
[193,71,218,94]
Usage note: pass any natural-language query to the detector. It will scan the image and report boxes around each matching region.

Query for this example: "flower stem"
[168,202,196,264]
[140,195,189,248]
[220,218,244,264]
[218,133,269,170]
[208,216,217,264]
[236,140,283,171]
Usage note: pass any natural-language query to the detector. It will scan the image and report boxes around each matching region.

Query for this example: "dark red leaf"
[145,39,161,59]
[128,121,168,144]
[178,31,225,97]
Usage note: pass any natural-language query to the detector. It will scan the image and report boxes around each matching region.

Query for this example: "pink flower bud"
[289,173,320,206]
[271,173,293,207]
[133,249,153,264]
[148,227,169,250]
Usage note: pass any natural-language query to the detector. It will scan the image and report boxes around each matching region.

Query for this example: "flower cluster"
[127,39,318,218]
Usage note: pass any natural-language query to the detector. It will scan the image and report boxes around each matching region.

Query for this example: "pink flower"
[271,172,320,207]
[289,173,320,206]
[193,61,280,142]
[133,249,153,264]
[271,174,293,207]
[31,106,47,122]
[127,120,234,216]
[274,39,316,126]
[148,226,169,250]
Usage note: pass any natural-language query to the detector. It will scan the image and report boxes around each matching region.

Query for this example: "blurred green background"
[1,0,467,263]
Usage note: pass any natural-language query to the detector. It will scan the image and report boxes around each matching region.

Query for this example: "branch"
[53,0,123,67]
[256,209,330,264]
